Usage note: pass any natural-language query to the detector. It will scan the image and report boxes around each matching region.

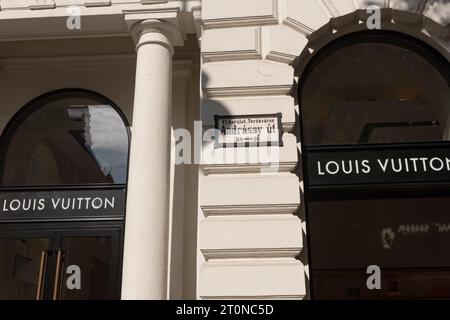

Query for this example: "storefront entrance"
[299,31,450,299]
[308,189,450,299]
[0,221,122,300]
[0,89,129,300]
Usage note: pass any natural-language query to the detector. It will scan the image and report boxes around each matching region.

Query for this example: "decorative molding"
[202,28,262,63]
[265,23,309,65]
[0,1,200,41]
[283,0,333,36]
[201,248,302,260]
[321,0,341,18]
[201,257,302,266]
[0,54,136,72]
[0,55,194,76]
[203,48,263,62]
[266,50,298,65]
[203,0,278,29]
[140,0,168,4]
[200,203,300,217]
[84,0,111,8]
[203,85,292,98]
[28,0,55,10]
[284,16,316,35]
[203,15,279,30]
[123,6,182,20]
[198,258,306,299]
[123,9,185,48]
[296,22,450,75]
[284,121,295,132]
[277,1,450,59]
[201,162,297,176]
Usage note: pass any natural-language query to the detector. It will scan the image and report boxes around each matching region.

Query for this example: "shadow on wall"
[293,78,310,299]
[201,70,311,298]
[200,71,231,153]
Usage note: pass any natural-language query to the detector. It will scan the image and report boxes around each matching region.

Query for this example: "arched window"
[301,31,450,146]
[299,31,450,300]
[0,89,129,186]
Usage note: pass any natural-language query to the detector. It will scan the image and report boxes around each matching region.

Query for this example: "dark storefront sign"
[0,188,125,221]
[306,143,450,187]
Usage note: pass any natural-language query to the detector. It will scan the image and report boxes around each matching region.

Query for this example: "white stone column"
[121,18,182,300]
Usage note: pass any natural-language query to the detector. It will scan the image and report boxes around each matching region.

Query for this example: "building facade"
[0,0,449,300]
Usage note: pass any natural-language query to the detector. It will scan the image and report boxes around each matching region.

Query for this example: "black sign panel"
[0,188,125,221]
[307,144,450,187]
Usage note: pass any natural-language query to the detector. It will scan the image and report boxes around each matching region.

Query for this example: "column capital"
[123,10,185,51]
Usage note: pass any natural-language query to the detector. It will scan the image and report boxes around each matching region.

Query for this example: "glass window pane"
[1,93,129,186]
[60,236,116,300]
[309,196,450,299]
[0,238,50,300]
[302,41,450,146]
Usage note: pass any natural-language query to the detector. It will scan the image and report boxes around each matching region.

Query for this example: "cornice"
[0,54,194,74]
[123,8,185,48]
[201,162,298,176]
[0,54,137,71]
[200,203,300,217]
[0,1,201,41]
[202,27,262,63]
[203,85,293,98]
[202,0,278,29]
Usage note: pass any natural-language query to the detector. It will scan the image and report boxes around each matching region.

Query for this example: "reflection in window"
[61,236,115,300]
[0,238,49,300]
[301,36,450,146]
[309,196,450,299]
[1,92,129,186]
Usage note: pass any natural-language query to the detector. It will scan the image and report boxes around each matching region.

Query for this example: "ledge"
[203,85,293,98]
[201,248,302,260]
[201,162,298,176]
[202,0,278,29]
[201,203,300,217]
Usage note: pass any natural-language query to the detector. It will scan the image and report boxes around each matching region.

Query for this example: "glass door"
[308,193,450,299]
[0,222,123,300]
[0,236,51,299]
[58,233,121,300]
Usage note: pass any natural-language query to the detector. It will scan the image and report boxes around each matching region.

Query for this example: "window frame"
[298,30,450,148]
[0,88,131,189]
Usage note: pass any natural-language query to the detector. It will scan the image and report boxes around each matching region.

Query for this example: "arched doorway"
[299,31,450,299]
[0,89,129,300]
